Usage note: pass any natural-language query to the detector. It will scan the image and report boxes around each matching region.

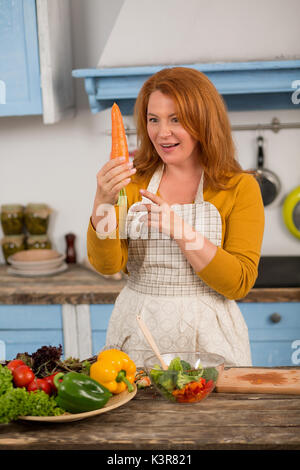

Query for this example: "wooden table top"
[1,386,300,450]
[0,263,299,305]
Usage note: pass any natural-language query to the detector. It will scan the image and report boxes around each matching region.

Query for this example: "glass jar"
[1,234,26,264]
[24,204,51,235]
[0,204,24,235]
[26,234,52,250]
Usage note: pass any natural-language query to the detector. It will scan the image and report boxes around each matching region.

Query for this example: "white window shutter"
[36,0,75,124]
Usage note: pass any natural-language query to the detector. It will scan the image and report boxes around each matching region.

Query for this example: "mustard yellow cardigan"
[87,171,265,300]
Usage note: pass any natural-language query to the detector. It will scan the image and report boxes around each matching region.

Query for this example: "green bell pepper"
[53,371,112,413]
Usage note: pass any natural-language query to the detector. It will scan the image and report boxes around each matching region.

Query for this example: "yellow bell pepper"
[90,349,136,394]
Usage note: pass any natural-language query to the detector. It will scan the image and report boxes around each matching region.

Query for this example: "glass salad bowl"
[144,352,224,404]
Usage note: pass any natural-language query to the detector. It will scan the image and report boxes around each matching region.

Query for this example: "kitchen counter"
[0,264,300,305]
[1,384,300,450]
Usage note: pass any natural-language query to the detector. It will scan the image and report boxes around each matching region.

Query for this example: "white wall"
[0,0,299,265]
[98,0,300,67]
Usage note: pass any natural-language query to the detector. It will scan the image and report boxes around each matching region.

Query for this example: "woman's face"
[146,90,199,167]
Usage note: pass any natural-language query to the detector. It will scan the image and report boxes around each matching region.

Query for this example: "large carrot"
[110,103,129,162]
[110,103,129,205]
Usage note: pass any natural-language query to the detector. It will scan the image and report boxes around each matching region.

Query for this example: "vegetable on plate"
[12,365,35,388]
[0,364,64,423]
[54,371,112,414]
[27,378,52,395]
[90,348,136,394]
[6,359,26,373]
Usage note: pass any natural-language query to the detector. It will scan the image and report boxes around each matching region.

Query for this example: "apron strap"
[194,171,204,203]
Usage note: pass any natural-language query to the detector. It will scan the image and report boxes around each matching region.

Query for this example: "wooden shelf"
[72,60,300,115]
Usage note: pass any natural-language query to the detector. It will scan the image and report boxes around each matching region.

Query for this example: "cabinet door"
[238,302,300,367]
[0,304,63,361]
[36,0,75,123]
[90,304,114,355]
[0,0,75,122]
[0,0,42,116]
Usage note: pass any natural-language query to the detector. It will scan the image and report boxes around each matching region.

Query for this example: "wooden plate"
[18,384,137,423]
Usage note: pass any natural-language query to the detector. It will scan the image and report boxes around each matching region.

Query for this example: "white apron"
[105,165,252,367]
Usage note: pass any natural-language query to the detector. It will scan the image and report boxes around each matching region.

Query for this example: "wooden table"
[0,264,299,304]
[1,386,300,451]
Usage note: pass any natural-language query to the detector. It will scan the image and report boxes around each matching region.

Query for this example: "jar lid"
[1,234,25,245]
[25,204,52,217]
[27,234,50,242]
[1,204,23,213]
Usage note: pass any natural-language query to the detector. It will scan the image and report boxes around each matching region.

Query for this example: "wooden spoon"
[136,315,168,370]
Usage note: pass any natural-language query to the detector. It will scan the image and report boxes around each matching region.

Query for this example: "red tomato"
[7,359,26,373]
[27,378,51,395]
[43,372,60,394]
[13,365,35,388]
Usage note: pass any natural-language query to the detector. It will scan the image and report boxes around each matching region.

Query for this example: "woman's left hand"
[131,189,183,238]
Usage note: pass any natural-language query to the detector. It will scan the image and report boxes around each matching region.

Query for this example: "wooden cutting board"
[215,367,300,395]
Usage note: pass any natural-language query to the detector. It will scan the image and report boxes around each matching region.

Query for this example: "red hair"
[133,67,249,190]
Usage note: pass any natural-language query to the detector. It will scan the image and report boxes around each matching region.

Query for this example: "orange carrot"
[110,103,129,162]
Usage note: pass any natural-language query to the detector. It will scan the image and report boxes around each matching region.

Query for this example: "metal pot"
[252,136,281,206]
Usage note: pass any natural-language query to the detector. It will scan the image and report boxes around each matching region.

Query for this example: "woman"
[87,67,265,367]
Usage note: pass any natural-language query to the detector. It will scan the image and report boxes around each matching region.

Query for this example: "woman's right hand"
[95,156,136,205]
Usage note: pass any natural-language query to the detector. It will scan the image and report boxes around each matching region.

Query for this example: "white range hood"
[72,0,300,115]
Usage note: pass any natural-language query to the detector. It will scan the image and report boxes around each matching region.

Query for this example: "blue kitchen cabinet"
[0,304,64,361]
[238,302,300,367]
[0,0,74,122]
[89,304,114,355]
[2,301,300,366]
[90,302,300,367]
[0,0,42,116]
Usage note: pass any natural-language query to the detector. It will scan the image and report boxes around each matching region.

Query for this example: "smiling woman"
[87,67,265,368]
[133,67,245,191]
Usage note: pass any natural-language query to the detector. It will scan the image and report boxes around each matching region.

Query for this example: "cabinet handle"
[270,312,281,323]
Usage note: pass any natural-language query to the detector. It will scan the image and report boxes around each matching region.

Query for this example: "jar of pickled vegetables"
[26,234,52,250]
[24,204,52,235]
[0,204,24,235]
[1,234,26,264]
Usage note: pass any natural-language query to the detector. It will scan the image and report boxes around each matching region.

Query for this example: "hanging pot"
[252,136,281,206]
[282,185,300,239]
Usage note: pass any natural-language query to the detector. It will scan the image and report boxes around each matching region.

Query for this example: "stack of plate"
[7,249,67,277]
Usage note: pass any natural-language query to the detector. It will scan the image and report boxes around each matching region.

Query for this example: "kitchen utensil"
[252,136,281,206]
[65,233,77,263]
[19,384,137,423]
[144,351,225,403]
[8,249,65,268]
[215,367,300,395]
[282,185,300,239]
[7,262,68,277]
[136,315,168,370]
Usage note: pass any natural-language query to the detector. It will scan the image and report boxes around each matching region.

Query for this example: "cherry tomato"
[13,365,35,388]
[43,372,60,395]
[27,378,51,395]
[6,359,25,373]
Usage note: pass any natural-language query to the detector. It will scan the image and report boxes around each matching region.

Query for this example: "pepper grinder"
[65,233,77,264]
